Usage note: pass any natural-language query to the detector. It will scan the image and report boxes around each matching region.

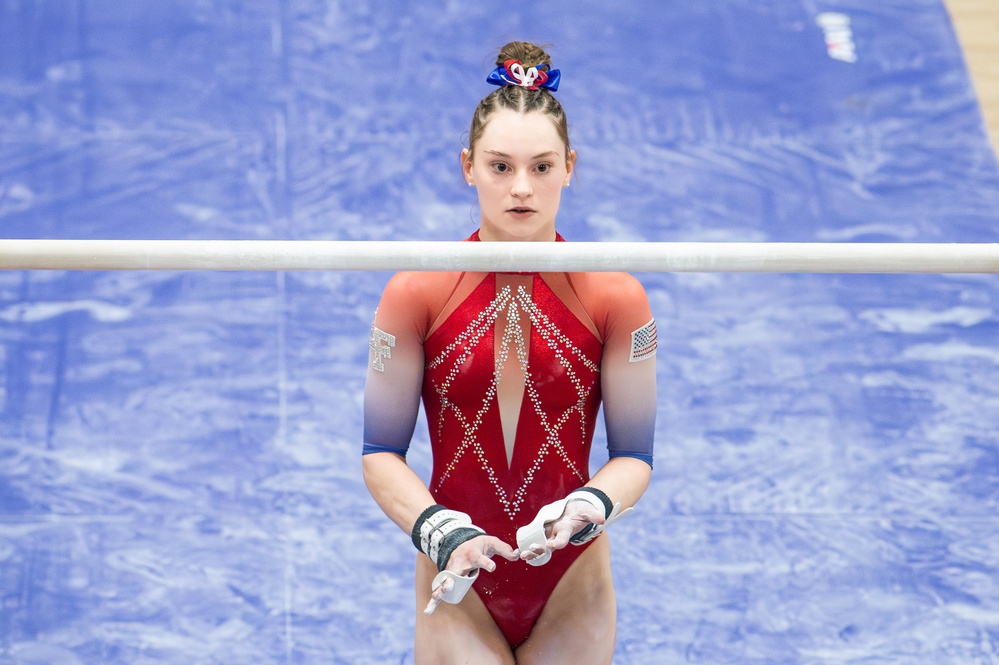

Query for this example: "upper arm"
[362,273,429,456]
[598,274,657,466]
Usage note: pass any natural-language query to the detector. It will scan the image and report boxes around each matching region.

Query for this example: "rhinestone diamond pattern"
[423,274,603,521]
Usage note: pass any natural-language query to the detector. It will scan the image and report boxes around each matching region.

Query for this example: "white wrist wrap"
[419,509,484,567]
[412,506,485,570]
[411,505,485,607]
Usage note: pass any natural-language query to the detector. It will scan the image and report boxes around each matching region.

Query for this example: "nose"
[511,171,532,199]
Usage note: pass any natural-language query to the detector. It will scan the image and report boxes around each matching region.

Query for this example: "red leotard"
[422,270,602,646]
[363,232,657,649]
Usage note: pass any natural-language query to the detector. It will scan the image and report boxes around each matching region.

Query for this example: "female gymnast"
[362,41,657,664]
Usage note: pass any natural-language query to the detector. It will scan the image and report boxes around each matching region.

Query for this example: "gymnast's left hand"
[519,499,605,562]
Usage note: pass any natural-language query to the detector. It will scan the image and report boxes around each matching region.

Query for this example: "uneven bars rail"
[0,239,998,273]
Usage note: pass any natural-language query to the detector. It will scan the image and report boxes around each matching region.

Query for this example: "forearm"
[586,456,652,510]
[362,452,436,534]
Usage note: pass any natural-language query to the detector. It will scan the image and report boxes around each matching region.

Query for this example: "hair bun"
[496,41,553,69]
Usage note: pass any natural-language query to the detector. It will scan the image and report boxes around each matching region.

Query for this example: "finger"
[547,521,574,550]
[430,576,452,600]
[424,596,442,616]
[548,534,571,550]
[423,574,452,615]
[485,539,521,561]
[474,554,497,573]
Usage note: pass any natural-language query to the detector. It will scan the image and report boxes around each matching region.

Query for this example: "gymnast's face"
[462,109,575,242]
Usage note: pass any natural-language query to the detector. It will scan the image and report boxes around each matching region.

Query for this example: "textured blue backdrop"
[1,1,999,663]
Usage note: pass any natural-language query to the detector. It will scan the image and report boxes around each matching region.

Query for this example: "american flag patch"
[629,318,658,363]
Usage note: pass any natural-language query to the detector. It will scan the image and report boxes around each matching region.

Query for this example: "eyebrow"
[483,150,558,159]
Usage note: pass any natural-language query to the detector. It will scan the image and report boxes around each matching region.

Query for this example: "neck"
[477,224,557,243]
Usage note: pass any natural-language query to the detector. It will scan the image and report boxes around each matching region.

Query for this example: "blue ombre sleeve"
[602,350,657,468]
[600,287,658,468]
[361,277,429,457]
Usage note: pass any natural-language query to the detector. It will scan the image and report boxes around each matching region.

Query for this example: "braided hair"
[467,41,571,160]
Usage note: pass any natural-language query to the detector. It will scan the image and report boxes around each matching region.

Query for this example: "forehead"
[476,109,565,156]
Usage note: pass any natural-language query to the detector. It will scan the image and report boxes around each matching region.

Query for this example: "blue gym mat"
[1,1,998,662]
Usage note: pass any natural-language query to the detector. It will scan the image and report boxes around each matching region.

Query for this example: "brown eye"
[536,163,551,174]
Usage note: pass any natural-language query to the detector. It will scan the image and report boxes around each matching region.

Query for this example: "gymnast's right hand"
[425,535,518,615]
[446,534,520,577]
[412,505,520,615]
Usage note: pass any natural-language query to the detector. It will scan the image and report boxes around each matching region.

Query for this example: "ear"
[564,149,577,186]
[461,148,474,186]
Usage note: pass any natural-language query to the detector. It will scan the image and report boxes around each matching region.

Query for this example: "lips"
[508,207,536,214]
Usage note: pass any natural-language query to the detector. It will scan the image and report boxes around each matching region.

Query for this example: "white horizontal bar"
[0,239,997,273]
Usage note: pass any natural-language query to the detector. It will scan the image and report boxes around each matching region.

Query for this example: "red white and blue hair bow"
[486,59,561,92]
